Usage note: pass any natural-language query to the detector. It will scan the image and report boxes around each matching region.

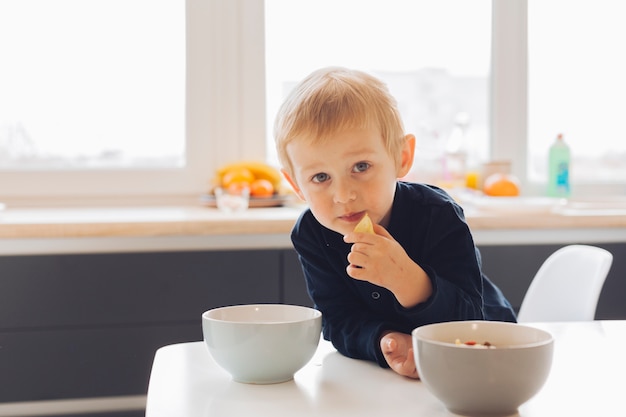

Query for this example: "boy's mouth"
[341,211,366,224]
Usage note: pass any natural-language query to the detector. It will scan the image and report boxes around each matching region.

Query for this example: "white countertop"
[145,320,625,417]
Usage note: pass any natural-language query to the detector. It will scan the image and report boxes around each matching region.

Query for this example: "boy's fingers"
[386,338,395,352]
[381,335,397,354]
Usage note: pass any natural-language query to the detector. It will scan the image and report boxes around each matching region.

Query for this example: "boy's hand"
[344,224,432,308]
[380,331,419,379]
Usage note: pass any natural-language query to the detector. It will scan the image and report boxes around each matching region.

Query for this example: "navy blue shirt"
[291,181,516,367]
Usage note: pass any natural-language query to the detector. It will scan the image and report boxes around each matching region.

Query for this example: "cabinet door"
[281,249,313,307]
[0,250,281,402]
[0,324,197,402]
[0,250,281,329]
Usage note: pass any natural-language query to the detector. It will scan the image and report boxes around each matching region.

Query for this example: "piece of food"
[215,160,282,190]
[221,167,255,188]
[454,339,495,348]
[210,161,285,199]
[226,181,250,194]
[483,173,520,197]
[353,213,374,234]
[250,178,275,198]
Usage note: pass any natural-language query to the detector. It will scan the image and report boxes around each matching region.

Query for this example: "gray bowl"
[412,320,554,416]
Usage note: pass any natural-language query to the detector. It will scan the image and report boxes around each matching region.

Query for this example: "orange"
[483,173,520,197]
[249,178,274,198]
[226,181,251,195]
[221,167,255,188]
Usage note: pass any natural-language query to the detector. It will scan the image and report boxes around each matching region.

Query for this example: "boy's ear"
[281,169,306,201]
[397,134,415,178]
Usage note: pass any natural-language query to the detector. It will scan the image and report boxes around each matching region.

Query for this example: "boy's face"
[283,126,414,236]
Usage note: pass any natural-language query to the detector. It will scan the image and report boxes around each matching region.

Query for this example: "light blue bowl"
[203,304,322,384]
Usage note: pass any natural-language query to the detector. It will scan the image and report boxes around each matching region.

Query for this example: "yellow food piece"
[353,213,374,234]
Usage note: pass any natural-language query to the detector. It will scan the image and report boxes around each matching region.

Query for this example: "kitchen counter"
[1,199,626,254]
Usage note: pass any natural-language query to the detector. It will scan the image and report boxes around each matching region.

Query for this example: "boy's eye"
[353,162,370,173]
[311,172,330,183]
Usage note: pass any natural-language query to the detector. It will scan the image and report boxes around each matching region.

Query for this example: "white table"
[146,321,626,416]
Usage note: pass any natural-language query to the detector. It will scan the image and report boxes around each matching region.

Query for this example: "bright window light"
[528,0,626,184]
[0,0,185,170]
[265,0,492,184]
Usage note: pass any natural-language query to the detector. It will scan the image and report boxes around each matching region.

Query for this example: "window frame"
[0,0,267,205]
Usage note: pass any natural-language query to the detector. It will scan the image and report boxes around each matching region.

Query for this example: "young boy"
[274,67,516,378]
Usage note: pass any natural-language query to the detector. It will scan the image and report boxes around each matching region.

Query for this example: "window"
[527,0,626,194]
[265,0,491,187]
[0,0,267,204]
[266,0,626,197]
[0,0,185,171]
[2,0,624,205]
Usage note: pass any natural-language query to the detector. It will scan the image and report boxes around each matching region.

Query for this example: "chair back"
[517,245,613,322]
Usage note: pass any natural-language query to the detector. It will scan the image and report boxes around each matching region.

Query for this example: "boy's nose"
[332,181,356,203]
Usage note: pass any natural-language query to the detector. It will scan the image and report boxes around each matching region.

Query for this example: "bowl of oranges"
[202,160,292,208]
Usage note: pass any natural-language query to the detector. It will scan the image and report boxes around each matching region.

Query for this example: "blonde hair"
[274,67,406,176]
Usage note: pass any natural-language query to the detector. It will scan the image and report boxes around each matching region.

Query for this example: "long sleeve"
[290,182,515,368]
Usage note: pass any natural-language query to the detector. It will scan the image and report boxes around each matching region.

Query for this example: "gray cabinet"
[281,249,313,307]
[0,250,282,403]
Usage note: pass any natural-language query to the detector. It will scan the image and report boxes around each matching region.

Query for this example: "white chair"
[517,245,613,322]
